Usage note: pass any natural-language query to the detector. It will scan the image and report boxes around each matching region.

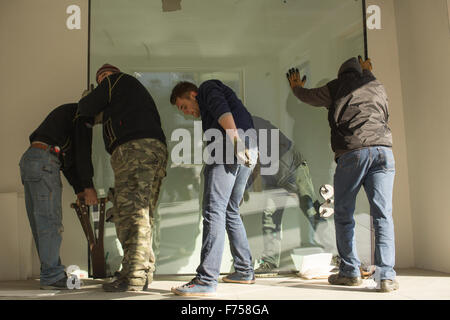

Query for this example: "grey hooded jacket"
[292,57,393,159]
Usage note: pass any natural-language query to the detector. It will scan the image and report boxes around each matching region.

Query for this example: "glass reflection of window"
[89,0,368,276]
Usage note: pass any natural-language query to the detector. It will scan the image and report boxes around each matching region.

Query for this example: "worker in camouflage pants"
[78,64,167,291]
[246,116,325,275]
[110,138,167,290]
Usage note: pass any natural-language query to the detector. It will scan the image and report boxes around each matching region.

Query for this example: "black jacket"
[29,103,94,193]
[78,72,166,154]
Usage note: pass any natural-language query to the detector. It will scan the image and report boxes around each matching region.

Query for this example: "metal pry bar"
[70,198,108,278]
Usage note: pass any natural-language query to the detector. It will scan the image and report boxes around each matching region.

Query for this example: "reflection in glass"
[89,0,369,275]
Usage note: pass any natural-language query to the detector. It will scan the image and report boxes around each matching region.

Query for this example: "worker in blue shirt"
[169,80,257,296]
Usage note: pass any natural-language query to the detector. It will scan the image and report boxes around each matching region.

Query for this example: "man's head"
[338,57,362,77]
[170,81,201,118]
[96,63,121,84]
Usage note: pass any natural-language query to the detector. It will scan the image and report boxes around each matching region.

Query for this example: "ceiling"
[91,0,363,59]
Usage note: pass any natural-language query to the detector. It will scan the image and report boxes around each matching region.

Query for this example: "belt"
[31,141,62,157]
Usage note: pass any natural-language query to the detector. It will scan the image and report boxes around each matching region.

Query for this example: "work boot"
[102,278,145,292]
[40,276,70,290]
[378,279,399,293]
[222,272,255,284]
[328,273,363,286]
[255,261,278,277]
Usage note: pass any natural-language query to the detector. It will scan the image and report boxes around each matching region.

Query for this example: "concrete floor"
[0,269,449,300]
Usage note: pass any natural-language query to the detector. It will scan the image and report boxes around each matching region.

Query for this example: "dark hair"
[170,81,198,105]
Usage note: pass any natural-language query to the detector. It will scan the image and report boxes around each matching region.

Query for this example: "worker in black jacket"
[286,57,398,293]
[78,64,168,292]
[19,103,97,290]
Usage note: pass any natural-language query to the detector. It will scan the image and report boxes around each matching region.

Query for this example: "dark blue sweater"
[196,80,254,136]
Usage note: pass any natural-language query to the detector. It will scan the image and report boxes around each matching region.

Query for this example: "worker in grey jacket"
[286,57,398,292]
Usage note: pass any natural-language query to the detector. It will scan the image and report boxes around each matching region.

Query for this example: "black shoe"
[255,261,278,277]
[328,273,363,286]
[40,276,69,290]
[222,272,256,284]
[378,279,399,292]
[102,278,145,292]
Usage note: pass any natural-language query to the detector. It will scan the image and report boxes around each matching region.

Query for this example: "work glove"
[234,137,252,167]
[81,84,95,98]
[358,55,373,71]
[286,68,307,89]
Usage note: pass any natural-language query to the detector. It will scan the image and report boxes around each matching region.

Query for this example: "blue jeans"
[196,163,254,286]
[19,147,66,285]
[334,146,396,280]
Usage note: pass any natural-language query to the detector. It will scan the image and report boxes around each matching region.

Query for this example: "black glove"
[286,68,307,89]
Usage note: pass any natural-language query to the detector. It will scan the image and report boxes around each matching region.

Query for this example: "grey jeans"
[19,147,66,285]
[261,149,323,267]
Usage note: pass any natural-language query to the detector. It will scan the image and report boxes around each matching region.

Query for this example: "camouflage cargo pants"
[110,138,167,286]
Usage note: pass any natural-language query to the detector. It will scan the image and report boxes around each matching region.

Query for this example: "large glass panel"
[89,0,370,276]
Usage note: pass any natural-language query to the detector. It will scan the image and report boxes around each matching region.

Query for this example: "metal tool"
[71,198,107,278]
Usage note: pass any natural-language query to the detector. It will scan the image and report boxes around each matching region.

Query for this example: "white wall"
[366,0,450,272]
[394,0,450,273]
[0,193,40,281]
[366,0,416,269]
[0,0,89,279]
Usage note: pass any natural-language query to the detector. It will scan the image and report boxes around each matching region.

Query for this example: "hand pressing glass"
[286,68,307,89]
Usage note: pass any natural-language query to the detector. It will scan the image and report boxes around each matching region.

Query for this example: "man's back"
[197,80,254,134]
[30,103,78,150]
[290,57,393,158]
[79,72,166,154]
[327,74,392,155]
